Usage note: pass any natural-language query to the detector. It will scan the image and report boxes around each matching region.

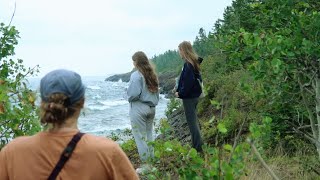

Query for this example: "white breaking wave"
[92,95,101,100]
[28,76,167,137]
[86,99,128,111]
[87,105,110,111]
[87,85,101,90]
[159,94,167,99]
[100,100,128,107]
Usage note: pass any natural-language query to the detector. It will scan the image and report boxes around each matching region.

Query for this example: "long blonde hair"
[178,41,200,72]
[132,51,159,93]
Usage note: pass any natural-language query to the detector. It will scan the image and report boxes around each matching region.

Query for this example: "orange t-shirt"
[0,131,139,180]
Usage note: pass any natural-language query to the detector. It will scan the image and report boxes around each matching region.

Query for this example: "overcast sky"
[0,0,233,77]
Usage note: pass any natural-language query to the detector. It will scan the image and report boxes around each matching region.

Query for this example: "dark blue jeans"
[182,98,203,152]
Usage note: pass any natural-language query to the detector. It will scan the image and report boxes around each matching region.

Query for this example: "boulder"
[105,71,132,82]
[106,70,179,95]
[158,71,178,94]
[166,106,192,146]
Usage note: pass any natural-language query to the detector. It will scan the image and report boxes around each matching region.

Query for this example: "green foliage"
[154,118,173,141]
[248,116,273,154]
[120,115,313,179]
[124,117,252,179]
[121,138,137,154]
[199,57,262,145]
[119,0,320,178]
[145,139,251,179]
[194,0,320,155]
[165,98,182,117]
[151,50,183,74]
[0,23,41,148]
[214,0,320,155]
[249,116,272,141]
[193,28,212,57]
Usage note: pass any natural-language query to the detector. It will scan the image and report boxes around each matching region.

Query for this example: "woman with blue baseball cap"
[0,69,138,180]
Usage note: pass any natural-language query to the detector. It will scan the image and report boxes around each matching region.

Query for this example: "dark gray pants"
[183,98,203,152]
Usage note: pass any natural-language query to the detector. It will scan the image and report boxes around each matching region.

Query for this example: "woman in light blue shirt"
[127,51,159,174]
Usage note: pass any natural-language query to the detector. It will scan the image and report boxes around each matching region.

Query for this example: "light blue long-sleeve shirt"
[127,70,159,107]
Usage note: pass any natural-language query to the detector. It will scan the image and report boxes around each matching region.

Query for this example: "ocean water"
[28,76,169,136]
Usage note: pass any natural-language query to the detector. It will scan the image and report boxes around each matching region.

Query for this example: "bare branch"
[293,127,320,147]
[308,164,320,175]
[0,120,11,127]
[304,87,315,96]
[315,78,320,143]
[297,124,320,130]
[296,109,303,126]
[8,1,16,27]
[298,76,318,138]
[220,94,227,119]
[19,65,40,79]
[247,139,280,180]
[300,72,317,90]
[286,120,320,147]
[297,70,316,83]
[228,115,247,163]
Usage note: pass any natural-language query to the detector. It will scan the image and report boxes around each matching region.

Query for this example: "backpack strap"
[48,132,85,180]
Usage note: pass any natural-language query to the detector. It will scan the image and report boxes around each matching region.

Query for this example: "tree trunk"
[299,76,320,159]
[315,77,320,159]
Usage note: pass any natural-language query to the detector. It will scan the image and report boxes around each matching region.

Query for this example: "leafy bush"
[165,98,182,117]
[131,117,252,179]
[0,23,41,148]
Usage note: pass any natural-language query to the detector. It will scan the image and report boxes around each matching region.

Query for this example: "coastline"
[105,71,178,97]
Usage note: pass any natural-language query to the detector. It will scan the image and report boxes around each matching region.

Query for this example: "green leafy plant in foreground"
[0,23,41,148]
[165,98,182,117]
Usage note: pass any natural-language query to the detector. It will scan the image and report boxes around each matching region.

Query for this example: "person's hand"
[175,92,179,97]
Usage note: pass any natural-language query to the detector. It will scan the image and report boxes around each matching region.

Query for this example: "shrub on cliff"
[0,23,41,148]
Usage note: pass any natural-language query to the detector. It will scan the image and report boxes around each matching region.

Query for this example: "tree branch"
[292,127,320,147]
[0,120,11,127]
[8,1,16,27]
[298,75,318,139]
[228,115,247,163]
[297,124,320,130]
[315,78,320,143]
[247,139,280,180]
[286,120,320,147]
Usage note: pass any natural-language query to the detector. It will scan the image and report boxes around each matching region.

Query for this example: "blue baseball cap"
[40,69,85,105]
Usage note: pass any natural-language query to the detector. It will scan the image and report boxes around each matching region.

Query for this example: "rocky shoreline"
[105,71,178,98]
[105,71,133,83]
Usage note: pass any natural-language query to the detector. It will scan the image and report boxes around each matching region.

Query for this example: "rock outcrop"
[158,71,177,95]
[106,70,192,145]
[105,71,133,82]
[105,70,179,96]
[166,106,192,146]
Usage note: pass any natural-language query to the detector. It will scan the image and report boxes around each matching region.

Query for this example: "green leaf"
[210,100,221,109]
[224,144,233,151]
[263,116,272,124]
[287,52,295,57]
[155,150,161,158]
[164,141,172,148]
[209,116,215,123]
[218,123,227,134]
[271,58,282,67]
[188,148,198,158]
[271,58,282,73]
